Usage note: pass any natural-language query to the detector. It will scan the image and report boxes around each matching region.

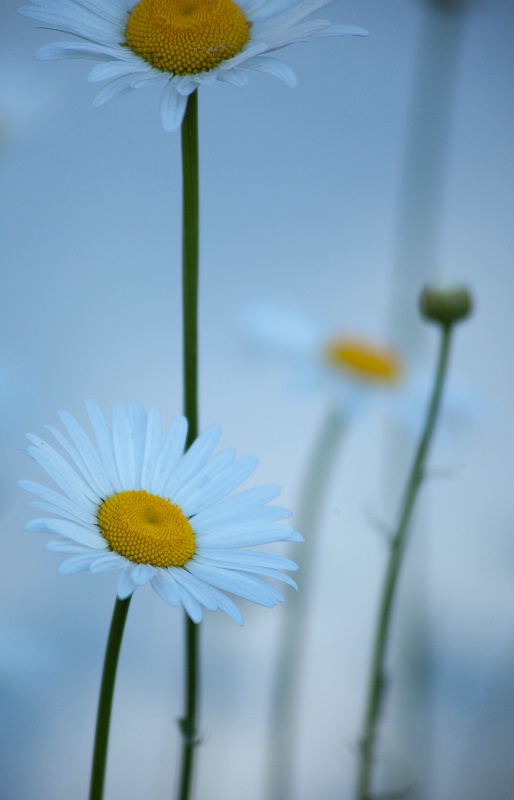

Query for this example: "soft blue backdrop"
[1,1,513,798]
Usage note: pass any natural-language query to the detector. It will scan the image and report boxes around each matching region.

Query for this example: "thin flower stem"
[268,406,346,800]
[177,89,200,800]
[182,90,200,451]
[89,595,132,800]
[356,323,453,800]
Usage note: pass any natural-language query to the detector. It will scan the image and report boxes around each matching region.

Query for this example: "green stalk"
[356,323,453,800]
[177,89,200,800]
[268,407,346,800]
[89,596,132,800]
[181,90,200,450]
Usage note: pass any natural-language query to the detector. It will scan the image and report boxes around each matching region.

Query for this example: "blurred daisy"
[239,302,487,438]
[240,302,405,418]
[18,0,367,132]
[19,402,300,624]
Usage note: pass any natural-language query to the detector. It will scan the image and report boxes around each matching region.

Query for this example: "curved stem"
[176,89,200,800]
[356,324,453,800]
[89,596,132,800]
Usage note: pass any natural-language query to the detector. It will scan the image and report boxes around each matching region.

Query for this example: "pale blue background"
[1,0,513,798]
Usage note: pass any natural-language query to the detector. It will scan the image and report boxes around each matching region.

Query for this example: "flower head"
[240,302,405,418]
[18,0,367,131]
[239,301,487,442]
[20,402,301,624]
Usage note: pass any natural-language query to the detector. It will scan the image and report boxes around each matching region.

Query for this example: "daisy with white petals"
[18,0,367,131]
[20,402,301,624]
[240,302,406,418]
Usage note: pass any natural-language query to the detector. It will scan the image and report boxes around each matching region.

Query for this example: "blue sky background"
[1,0,513,798]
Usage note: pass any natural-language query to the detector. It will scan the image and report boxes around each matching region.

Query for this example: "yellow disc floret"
[98,490,195,568]
[325,337,402,385]
[125,0,251,75]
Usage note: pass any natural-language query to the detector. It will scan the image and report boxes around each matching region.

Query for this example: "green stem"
[89,596,132,800]
[268,407,346,800]
[182,89,199,450]
[356,324,453,800]
[177,89,200,800]
[177,615,200,800]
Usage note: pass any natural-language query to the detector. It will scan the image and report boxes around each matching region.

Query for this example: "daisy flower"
[239,302,487,440]
[240,302,405,418]
[17,0,367,131]
[19,402,301,624]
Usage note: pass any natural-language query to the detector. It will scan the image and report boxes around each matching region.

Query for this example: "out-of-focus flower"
[239,302,487,438]
[18,0,367,132]
[240,302,406,417]
[20,402,301,624]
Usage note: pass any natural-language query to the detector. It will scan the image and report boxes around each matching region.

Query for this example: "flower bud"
[419,286,473,326]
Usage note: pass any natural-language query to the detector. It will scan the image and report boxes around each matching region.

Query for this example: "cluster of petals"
[18,0,367,131]
[20,402,301,624]
[239,301,405,417]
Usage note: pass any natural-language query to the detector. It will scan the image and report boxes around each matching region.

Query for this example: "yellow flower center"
[125,0,251,75]
[325,337,402,385]
[97,490,195,568]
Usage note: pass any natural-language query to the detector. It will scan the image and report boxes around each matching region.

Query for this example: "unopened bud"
[419,286,473,326]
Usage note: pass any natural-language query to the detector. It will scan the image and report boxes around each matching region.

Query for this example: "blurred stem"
[89,596,132,800]
[268,406,346,800]
[177,89,200,800]
[355,323,454,800]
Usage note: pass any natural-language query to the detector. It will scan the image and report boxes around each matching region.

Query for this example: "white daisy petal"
[172,447,236,510]
[87,60,152,83]
[187,563,284,607]
[162,424,221,498]
[196,484,282,516]
[25,437,99,505]
[196,522,298,548]
[166,575,204,623]
[150,415,188,496]
[46,541,96,554]
[19,0,365,132]
[19,479,98,524]
[26,517,106,549]
[316,24,368,37]
[197,550,299,588]
[35,41,126,62]
[59,553,104,574]
[178,568,244,622]
[128,402,148,490]
[171,568,220,612]
[172,569,244,624]
[85,401,123,494]
[215,70,249,88]
[182,455,258,516]
[140,407,163,492]
[150,570,181,606]
[111,404,136,490]
[21,404,299,623]
[92,75,137,105]
[117,567,137,599]
[196,548,298,572]
[159,80,189,133]
[129,563,158,586]
[28,500,97,527]
[283,529,304,542]
[244,55,297,87]
[57,409,114,495]
[87,554,125,573]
